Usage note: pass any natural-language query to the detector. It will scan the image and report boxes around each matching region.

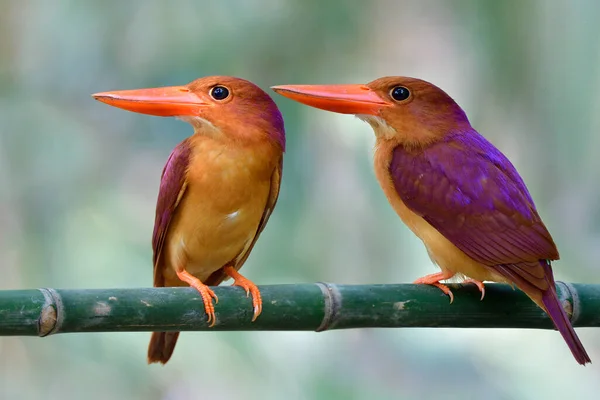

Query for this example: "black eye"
[390,86,410,101]
[210,86,230,100]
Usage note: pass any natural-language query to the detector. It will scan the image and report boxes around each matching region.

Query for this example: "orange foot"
[224,266,262,321]
[413,271,456,303]
[463,279,486,301]
[176,269,219,327]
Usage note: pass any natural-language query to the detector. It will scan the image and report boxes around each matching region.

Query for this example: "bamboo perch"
[1,283,599,336]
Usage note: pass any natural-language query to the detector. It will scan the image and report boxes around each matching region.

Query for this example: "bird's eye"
[210,86,230,101]
[390,86,410,101]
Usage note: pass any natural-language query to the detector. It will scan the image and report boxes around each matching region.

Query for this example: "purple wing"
[390,130,590,365]
[389,130,559,286]
[152,139,192,286]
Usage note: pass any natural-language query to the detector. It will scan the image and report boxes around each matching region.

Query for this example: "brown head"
[94,76,285,150]
[272,76,471,147]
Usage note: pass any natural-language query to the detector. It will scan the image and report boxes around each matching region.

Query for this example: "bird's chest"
[167,143,273,276]
[184,167,269,243]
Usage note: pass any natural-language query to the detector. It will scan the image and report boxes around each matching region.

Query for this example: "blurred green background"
[1,0,599,399]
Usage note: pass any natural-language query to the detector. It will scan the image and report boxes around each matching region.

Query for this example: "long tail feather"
[540,261,591,365]
[148,331,180,364]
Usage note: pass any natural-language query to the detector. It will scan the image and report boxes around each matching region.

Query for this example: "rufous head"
[93,76,285,150]
[272,77,471,147]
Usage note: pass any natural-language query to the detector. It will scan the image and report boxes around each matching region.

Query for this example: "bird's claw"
[431,282,454,304]
[463,279,486,301]
[413,271,456,303]
[252,304,261,321]
[224,266,263,322]
[196,286,218,327]
[176,269,219,327]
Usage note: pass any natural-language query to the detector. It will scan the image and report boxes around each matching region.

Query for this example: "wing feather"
[389,130,559,290]
[152,140,192,287]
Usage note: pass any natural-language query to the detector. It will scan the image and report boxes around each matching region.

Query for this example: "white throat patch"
[177,116,222,138]
[356,115,396,139]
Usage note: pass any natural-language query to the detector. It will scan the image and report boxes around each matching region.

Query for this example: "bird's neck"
[188,131,281,172]
[184,118,284,154]
[375,123,472,152]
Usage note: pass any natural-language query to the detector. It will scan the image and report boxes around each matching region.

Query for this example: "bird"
[93,76,285,364]
[271,76,591,365]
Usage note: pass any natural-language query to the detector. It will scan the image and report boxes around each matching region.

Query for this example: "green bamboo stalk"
[0,282,599,336]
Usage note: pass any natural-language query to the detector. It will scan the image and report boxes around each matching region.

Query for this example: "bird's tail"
[539,261,591,365]
[148,331,180,364]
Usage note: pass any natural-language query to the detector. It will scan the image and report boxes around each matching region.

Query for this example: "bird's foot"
[176,269,219,327]
[463,279,486,301]
[413,271,456,303]
[224,266,262,321]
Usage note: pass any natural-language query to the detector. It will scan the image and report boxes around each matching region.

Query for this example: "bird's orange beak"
[271,84,390,115]
[92,86,208,117]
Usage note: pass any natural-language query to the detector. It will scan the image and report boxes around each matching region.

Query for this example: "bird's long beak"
[271,84,390,115]
[92,86,208,117]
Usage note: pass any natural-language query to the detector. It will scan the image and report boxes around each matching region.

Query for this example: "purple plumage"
[390,129,558,266]
[539,261,590,364]
[390,128,590,364]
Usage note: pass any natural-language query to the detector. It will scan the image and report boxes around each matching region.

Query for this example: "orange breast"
[162,136,278,286]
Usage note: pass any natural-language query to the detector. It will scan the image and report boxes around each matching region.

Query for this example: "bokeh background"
[1,1,600,399]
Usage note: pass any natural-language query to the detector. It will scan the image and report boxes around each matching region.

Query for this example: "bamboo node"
[38,305,56,337]
[315,282,341,332]
[557,281,579,322]
[37,288,63,337]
